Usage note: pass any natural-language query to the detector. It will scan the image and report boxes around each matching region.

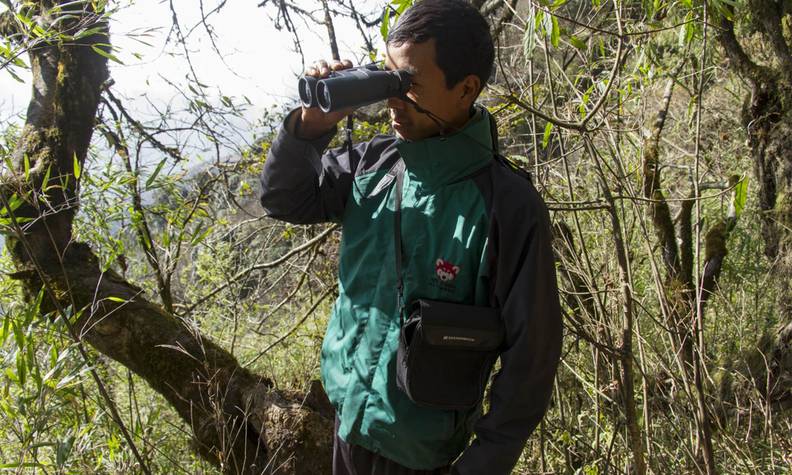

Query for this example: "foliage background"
[1,0,791,473]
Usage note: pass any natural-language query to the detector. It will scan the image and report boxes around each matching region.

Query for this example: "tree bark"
[0,2,334,473]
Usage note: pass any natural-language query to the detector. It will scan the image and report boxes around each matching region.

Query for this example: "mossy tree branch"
[642,65,685,283]
[698,176,740,321]
[0,1,334,472]
[748,0,792,73]
[715,11,765,84]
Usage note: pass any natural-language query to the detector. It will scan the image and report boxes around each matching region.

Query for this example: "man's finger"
[316,59,330,76]
[304,67,318,77]
[330,60,345,71]
[342,59,353,68]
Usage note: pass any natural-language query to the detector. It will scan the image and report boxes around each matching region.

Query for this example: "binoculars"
[298,64,413,113]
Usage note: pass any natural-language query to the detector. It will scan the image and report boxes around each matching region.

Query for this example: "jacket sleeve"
[453,194,563,475]
[259,109,358,224]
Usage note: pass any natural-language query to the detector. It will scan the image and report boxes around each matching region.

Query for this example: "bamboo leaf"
[73,152,81,180]
[380,7,391,41]
[0,193,24,218]
[145,157,167,190]
[734,177,748,218]
[570,35,587,50]
[543,122,554,149]
[42,164,52,192]
[550,16,560,48]
[90,43,123,64]
[56,436,75,467]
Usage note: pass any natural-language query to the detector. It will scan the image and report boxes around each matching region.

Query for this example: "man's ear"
[459,74,481,104]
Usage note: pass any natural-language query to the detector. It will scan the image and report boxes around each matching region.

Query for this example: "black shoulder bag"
[390,161,504,410]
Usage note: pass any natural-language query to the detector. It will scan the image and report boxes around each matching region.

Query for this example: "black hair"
[386,0,494,93]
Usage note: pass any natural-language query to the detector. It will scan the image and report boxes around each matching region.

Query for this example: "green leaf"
[56,436,75,467]
[0,193,24,218]
[542,122,554,149]
[23,154,29,180]
[91,43,123,64]
[4,368,18,384]
[12,319,23,349]
[105,296,127,303]
[734,177,748,218]
[0,312,10,347]
[191,225,212,246]
[550,16,560,48]
[395,0,413,14]
[570,35,586,50]
[3,155,14,175]
[7,67,25,83]
[380,7,391,41]
[73,152,81,180]
[73,26,106,41]
[42,164,52,192]
[145,157,167,190]
[17,347,27,387]
[678,11,695,47]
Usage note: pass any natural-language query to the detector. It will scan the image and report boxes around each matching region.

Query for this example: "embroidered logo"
[435,259,460,282]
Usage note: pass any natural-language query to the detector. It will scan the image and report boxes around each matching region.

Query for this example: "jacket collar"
[395,105,494,192]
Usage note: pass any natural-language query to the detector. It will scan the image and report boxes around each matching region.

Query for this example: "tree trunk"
[717,8,792,409]
[741,78,792,406]
[0,2,334,473]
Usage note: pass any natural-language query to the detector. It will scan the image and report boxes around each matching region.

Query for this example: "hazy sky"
[0,0,385,136]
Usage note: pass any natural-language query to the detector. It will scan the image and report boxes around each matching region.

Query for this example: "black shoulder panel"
[354,134,401,178]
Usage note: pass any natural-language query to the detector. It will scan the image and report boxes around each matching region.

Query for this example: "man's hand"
[290,59,355,139]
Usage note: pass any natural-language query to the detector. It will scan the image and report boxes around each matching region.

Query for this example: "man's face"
[384,39,476,141]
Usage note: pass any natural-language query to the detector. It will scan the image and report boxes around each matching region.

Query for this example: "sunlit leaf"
[90,43,123,64]
[543,122,554,149]
[550,16,560,48]
[734,177,749,218]
[73,152,81,180]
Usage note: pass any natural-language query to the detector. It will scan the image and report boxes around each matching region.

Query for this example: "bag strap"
[390,159,406,318]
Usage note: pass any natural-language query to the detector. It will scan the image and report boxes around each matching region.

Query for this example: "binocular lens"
[298,76,318,108]
[317,82,332,112]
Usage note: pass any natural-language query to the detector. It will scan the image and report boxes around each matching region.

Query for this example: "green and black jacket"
[259,106,562,474]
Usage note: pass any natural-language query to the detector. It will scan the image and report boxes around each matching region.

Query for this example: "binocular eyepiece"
[299,64,413,113]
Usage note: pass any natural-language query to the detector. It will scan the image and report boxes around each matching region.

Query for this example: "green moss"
[705,221,729,262]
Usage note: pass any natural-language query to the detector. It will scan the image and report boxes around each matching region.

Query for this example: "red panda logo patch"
[435,259,460,282]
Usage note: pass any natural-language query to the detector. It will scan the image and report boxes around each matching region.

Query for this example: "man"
[259,0,562,473]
